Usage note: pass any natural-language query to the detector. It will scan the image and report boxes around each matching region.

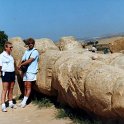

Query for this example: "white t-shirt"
[0,51,15,72]
[22,48,39,74]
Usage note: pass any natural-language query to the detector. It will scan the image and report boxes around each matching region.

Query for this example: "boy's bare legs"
[20,81,32,108]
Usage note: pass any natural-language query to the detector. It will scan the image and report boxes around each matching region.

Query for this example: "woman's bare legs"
[8,82,15,101]
[8,82,16,108]
[1,82,9,112]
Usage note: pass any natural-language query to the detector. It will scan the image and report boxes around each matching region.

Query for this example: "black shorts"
[1,71,15,82]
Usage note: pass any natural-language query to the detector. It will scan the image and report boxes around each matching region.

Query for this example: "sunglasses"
[28,43,34,45]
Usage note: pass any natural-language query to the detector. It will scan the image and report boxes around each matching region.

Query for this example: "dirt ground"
[0,80,72,124]
[0,104,72,124]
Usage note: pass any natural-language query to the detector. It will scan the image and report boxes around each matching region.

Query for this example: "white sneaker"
[2,107,7,112]
[20,103,26,108]
[18,103,26,108]
[9,104,17,109]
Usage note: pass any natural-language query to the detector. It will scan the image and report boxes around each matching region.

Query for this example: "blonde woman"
[0,41,16,112]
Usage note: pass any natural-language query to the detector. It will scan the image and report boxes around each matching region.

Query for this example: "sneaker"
[20,103,26,108]
[2,107,7,112]
[18,103,26,108]
[9,104,17,109]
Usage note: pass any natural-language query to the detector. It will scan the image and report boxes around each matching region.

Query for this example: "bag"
[20,49,37,73]
[20,60,29,73]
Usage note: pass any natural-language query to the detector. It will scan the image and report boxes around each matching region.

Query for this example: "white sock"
[21,96,28,104]
[9,100,13,105]
[2,103,6,108]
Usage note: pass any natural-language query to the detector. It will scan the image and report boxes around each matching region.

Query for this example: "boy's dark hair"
[26,38,35,45]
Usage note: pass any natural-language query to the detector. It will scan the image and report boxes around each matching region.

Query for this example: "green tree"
[0,31,8,46]
[0,31,8,53]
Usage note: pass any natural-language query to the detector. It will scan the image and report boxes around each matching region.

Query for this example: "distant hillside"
[77,34,124,43]
[77,34,124,53]
[97,36,124,44]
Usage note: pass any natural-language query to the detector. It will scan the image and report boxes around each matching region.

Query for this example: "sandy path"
[0,79,72,124]
[0,104,72,124]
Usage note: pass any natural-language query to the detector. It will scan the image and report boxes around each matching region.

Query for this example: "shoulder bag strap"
[28,49,37,60]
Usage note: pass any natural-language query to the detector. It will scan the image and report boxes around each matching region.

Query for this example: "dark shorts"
[1,71,15,82]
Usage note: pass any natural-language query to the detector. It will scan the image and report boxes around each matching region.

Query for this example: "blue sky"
[0,0,124,41]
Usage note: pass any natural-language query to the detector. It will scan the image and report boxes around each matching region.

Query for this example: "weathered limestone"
[51,52,124,117]
[9,37,26,63]
[85,65,124,117]
[35,50,61,95]
[110,54,124,70]
[35,49,89,95]
[109,38,124,53]
[91,52,122,64]
[10,37,124,118]
[35,38,59,53]
[57,36,82,51]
